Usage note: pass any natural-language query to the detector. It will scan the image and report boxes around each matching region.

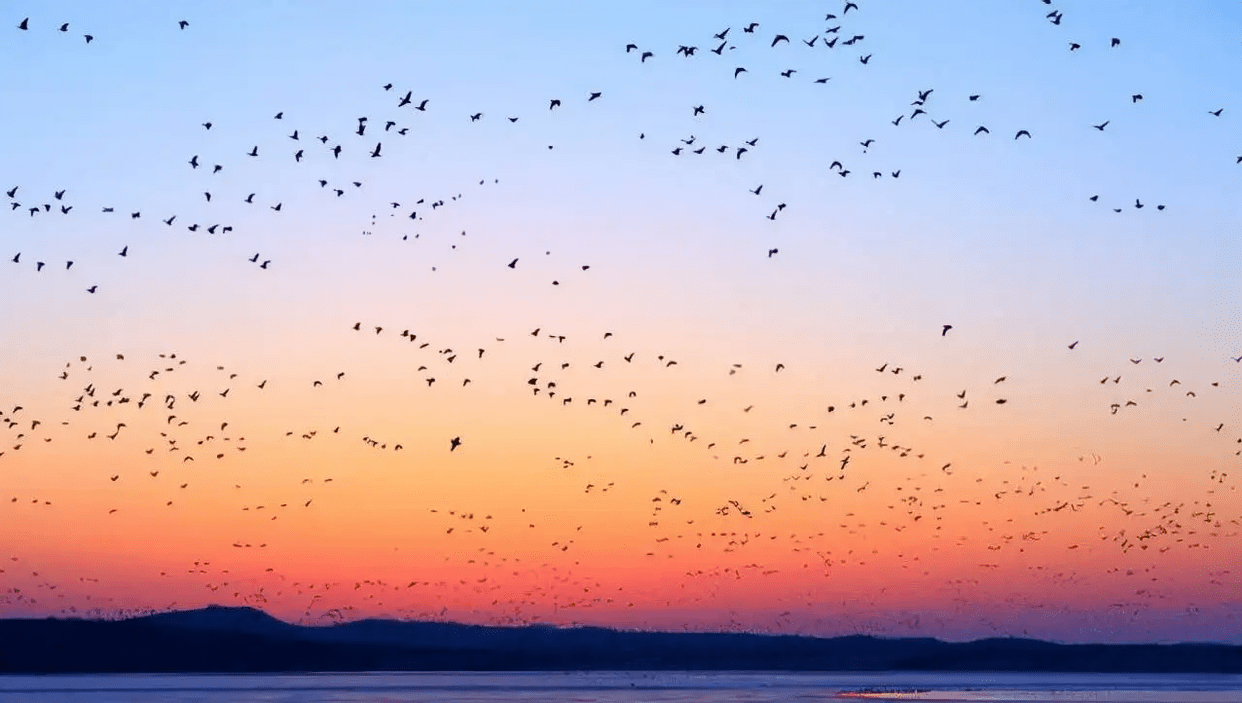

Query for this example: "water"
[1,672,1240,703]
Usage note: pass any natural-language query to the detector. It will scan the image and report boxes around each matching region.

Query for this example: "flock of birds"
[2,2,1240,639]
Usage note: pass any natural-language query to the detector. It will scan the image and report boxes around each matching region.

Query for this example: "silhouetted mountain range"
[1,606,1239,673]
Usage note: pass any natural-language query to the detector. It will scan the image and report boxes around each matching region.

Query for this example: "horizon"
[2,1,1240,648]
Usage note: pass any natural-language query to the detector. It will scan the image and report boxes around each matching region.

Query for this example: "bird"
[118,246,128,257]
[1014,130,1031,139]
[588,91,602,101]
[450,436,462,451]
[1111,38,1121,47]
[942,325,952,336]
[859,54,872,64]
[18,18,29,30]
[178,20,189,29]
[771,34,789,47]
[974,126,989,135]
[1092,121,1109,131]
[1209,108,1223,117]
[734,67,747,78]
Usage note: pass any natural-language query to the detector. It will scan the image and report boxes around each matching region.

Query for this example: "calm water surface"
[0,672,1239,703]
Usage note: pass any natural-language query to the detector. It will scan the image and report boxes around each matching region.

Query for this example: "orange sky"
[2,1,1240,644]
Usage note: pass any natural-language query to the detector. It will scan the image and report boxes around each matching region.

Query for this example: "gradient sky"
[1,1,1240,645]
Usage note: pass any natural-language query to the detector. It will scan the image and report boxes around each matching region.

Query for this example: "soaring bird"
[1014,130,1031,139]
[771,34,789,47]
[1092,121,1109,131]
[942,325,952,336]
[734,67,747,78]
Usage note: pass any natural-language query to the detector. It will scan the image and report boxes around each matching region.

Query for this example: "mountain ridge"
[1,606,1238,673]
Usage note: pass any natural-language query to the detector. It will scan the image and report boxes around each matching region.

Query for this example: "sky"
[1,1,1240,645]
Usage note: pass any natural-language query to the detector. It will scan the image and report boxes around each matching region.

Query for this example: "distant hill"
[0,606,1239,673]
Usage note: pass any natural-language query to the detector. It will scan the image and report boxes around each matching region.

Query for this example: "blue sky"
[1,1,1240,642]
